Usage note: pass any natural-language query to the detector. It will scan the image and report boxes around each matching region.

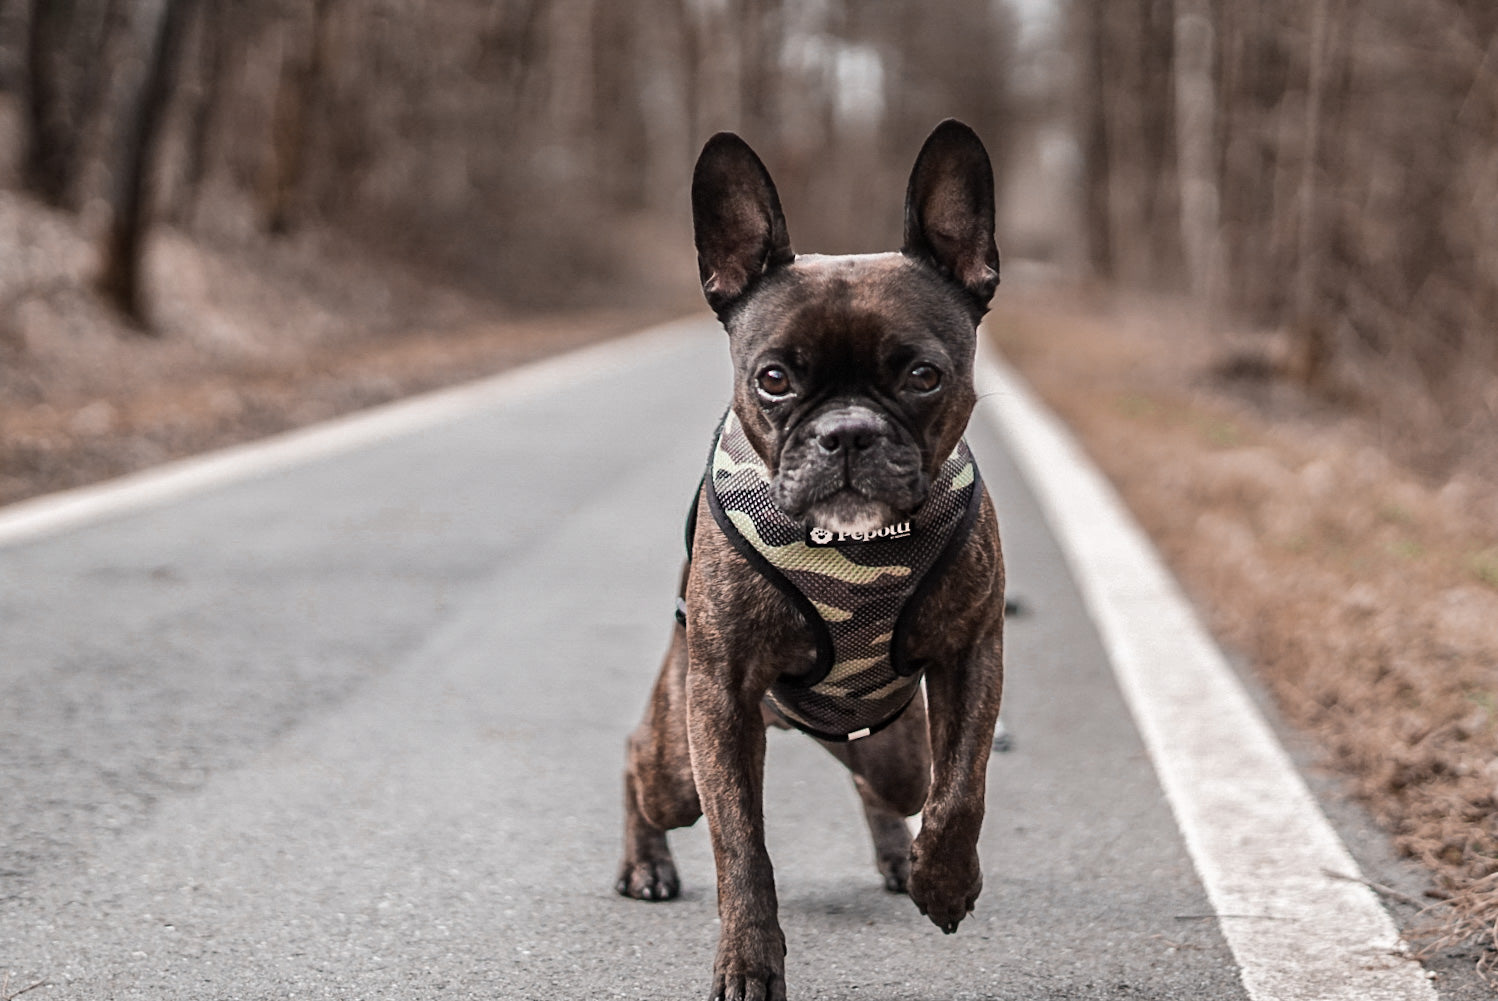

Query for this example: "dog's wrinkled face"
[725,255,978,532]
[692,121,1000,532]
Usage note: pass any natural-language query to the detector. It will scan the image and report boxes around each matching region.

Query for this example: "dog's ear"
[692,132,793,318]
[902,119,1000,311]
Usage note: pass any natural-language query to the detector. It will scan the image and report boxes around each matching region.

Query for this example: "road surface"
[0,318,1472,999]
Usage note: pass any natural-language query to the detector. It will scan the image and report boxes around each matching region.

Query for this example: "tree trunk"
[23,0,80,205]
[261,0,336,235]
[590,0,649,208]
[1079,0,1114,277]
[1290,0,1332,385]
[175,0,228,223]
[98,0,196,326]
[1174,0,1218,305]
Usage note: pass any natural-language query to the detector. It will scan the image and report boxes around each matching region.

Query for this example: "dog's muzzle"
[771,404,927,532]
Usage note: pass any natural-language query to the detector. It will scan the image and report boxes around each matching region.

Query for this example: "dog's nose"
[813,412,883,454]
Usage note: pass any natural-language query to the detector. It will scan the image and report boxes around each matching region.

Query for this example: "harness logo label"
[806,522,912,547]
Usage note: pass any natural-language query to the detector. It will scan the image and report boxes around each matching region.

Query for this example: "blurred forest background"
[0,0,1027,505]
[3,0,1496,478]
[1075,0,1498,482]
[0,0,1021,314]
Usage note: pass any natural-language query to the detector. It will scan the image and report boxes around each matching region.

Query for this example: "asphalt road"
[0,319,1469,999]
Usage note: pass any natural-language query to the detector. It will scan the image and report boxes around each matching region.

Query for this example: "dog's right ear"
[902,120,1000,312]
[692,133,793,318]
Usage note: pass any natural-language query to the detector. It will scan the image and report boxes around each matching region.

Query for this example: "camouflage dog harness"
[681,409,983,742]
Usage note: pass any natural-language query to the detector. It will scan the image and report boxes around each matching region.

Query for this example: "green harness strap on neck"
[696,408,982,742]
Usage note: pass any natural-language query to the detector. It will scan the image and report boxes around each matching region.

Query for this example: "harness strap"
[675,408,983,741]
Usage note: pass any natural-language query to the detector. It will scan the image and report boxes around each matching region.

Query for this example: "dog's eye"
[906,364,942,394]
[756,366,793,399]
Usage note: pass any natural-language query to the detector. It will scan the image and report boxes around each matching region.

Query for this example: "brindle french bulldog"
[617,119,1006,1001]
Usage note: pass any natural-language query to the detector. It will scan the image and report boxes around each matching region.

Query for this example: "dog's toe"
[878,852,911,893]
[907,845,982,934]
[711,972,784,1001]
[616,858,680,901]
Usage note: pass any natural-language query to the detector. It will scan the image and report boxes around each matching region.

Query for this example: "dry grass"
[990,286,1498,979]
[0,191,694,507]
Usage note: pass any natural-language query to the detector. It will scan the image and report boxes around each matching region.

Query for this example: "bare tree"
[260,0,337,234]
[1173,0,1218,305]
[1072,0,1498,462]
[22,0,107,206]
[11,0,1025,315]
[98,0,197,324]
[1077,0,1112,276]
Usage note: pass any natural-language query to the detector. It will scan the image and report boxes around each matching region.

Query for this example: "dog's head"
[692,120,1000,534]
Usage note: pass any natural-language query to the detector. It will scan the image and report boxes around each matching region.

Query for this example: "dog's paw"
[710,968,785,1001]
[615,857,680,901]
[907,840,982,934]
[877,849,911,894]
[711,928,786,1001]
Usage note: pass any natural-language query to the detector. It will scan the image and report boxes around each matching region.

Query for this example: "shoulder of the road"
[0,317,1440,1000]
[0,317,702,549]
[974,341,1435,1001]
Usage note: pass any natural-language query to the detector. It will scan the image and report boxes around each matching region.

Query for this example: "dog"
[617,120,1006,1001]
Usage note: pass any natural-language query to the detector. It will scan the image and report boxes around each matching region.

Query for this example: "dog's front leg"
[908,634,1004,934]
[685,647,785,1001]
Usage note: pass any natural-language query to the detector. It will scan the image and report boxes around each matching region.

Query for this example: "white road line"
[974,340,1436,1001]
[0,317,705,550]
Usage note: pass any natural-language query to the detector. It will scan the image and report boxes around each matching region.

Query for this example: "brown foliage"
[2,0,1020,323]
[1074,0,1498,481]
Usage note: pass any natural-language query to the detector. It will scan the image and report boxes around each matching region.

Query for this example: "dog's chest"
[700,409,982,741]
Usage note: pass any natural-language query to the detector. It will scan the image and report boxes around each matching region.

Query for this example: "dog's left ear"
[692,132,794,319]
[902,119,1000,311]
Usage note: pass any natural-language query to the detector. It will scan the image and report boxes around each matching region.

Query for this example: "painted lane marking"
[0,318,706,550]
[974,340,1435,1001]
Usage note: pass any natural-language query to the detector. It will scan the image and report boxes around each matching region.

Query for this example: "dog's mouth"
[772,465,929,533]
[798,490,902,535]
[766,401,930,530]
